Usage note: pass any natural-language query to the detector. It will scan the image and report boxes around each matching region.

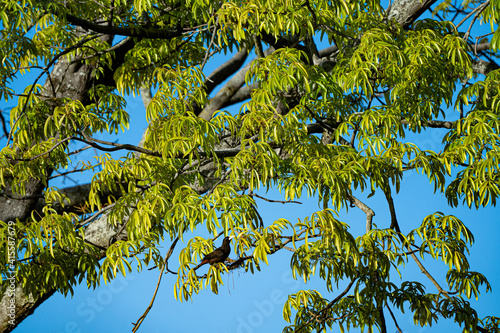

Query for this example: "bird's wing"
[202,248,222,260]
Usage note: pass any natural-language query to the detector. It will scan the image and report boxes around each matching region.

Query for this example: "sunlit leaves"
[413,212,473,271]
[443,72,500,207]
[218,0,348,45]
[285,210,486,332]
[447,270,491,300]
[290,210,358,285]
[116,41,206,97]
[5,210,102,297]
[481,0,500,37]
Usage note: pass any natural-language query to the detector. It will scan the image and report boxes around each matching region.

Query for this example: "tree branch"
[456,1,490,29]
[383,184,453,299]
[386,305,403,333]
[250,193,302,205]
[387,0,438,28]
[64,13,185,39]
[198,47,275,120]
[132,237,180,332]
[472,59,499,75]
[295,278,357,332]
[73,134,162,156]
[347,194,376,233]
[204,47,249,95]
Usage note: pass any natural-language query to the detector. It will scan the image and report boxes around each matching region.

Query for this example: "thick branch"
[222,82,259,107]
[387,0,438,28]
[205,48,249,95]
[472,59,499,75]
[348,194,375,233]
[198,47,275,120]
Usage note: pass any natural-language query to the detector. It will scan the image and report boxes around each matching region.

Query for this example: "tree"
[0,0,499,332]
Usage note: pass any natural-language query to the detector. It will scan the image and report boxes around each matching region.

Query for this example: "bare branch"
[348,194,375,233]
[132,237,180,332]
[472,59,500,75]
[222,82,258,107]
[387,305,403,333]
[200,20,219,72]
[462,1,491,41]
[387,0,438,28]
[204,47,249,95]
[250,193,302,205]
[198,47,275,120]
[456,1,490,29]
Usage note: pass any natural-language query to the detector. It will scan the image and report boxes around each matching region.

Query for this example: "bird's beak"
[229,235,235,240]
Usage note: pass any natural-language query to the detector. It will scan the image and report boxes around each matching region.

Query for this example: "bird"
[193,236,233,270]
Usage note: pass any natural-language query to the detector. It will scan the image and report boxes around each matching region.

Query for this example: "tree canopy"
[0,0,499,332]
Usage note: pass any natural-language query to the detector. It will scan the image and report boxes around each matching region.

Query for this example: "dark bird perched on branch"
[194,236,233,270]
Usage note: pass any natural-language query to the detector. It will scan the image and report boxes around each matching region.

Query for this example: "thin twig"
[318,24,360,42]
[132,237,180,332]
[456,0,489,29]
[68,144,92,156]
[76,202,116,229]
[461,1,490,42]
[48,165,94,180]
[200,19,218,71]
[386,305,403,333]
[10,137,72,161]
[249,193,302,205]
[73,134,162,156]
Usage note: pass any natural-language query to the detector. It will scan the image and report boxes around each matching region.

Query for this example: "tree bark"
[0,33,134,332]
[387,0,437,28]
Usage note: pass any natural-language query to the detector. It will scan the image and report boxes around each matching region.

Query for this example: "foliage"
[0,0,499,332]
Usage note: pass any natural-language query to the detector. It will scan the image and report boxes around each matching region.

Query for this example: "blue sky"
[13,174,499,333]
[2,3,500,333]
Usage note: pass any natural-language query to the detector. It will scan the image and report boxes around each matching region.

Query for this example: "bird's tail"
[193,261,206,271]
